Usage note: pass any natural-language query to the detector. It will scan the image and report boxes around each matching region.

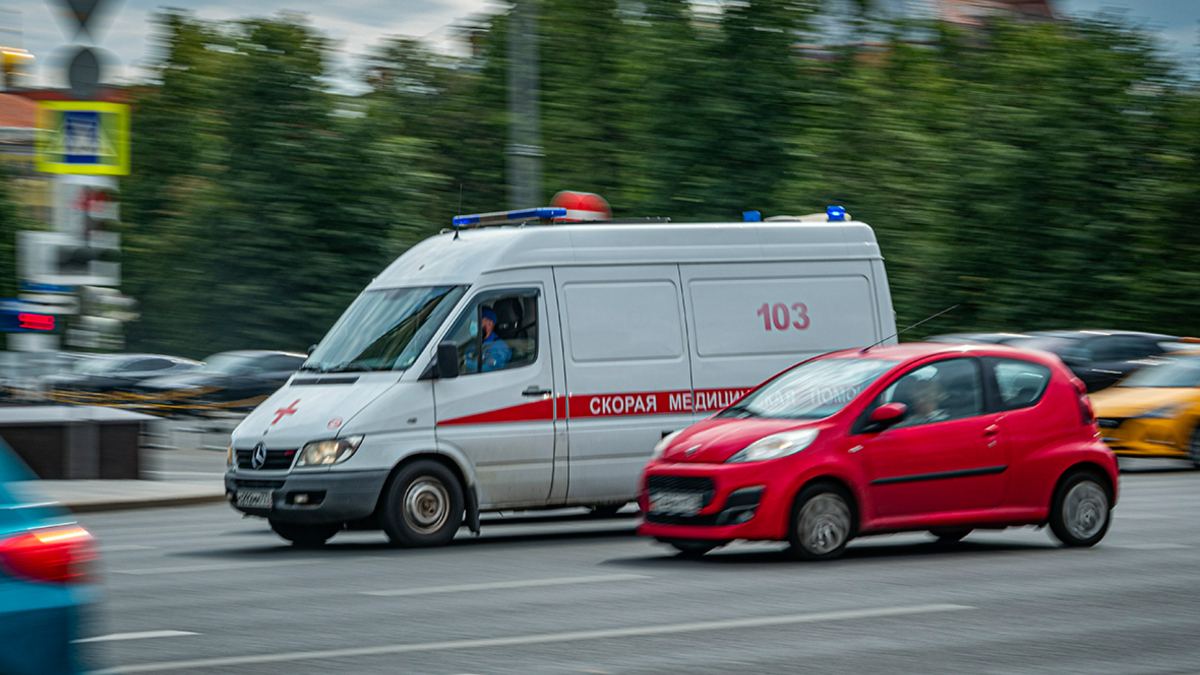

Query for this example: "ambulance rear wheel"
[381,460,464,548]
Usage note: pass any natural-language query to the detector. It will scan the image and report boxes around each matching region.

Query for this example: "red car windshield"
[719,358,898,420]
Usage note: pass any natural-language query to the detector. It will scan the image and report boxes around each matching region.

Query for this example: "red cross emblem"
[271,399,300,425]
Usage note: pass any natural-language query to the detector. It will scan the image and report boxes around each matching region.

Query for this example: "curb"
[63,493,228,514]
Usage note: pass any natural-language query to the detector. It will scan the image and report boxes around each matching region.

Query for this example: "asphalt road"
[77,459,1200,675]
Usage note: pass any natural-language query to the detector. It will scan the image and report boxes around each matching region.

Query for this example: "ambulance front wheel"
[381,460,464,547]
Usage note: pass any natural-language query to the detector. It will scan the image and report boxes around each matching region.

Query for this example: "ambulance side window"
[444,290,539,375]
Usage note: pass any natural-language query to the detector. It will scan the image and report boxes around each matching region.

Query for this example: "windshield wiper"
[297,364,327,373]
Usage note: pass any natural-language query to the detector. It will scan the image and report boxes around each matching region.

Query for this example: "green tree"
[118,4,1200,353]
[784,14,1187,336]
[709,0,816,217]
[539,0,630,204]
[123,13,435,358]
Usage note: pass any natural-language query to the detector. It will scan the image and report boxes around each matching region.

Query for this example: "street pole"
[505,0,543,210]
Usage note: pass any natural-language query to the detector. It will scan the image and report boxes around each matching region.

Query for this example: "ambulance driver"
[464,306,512,373]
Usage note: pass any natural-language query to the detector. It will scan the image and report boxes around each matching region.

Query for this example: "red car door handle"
[983,425,1001,437]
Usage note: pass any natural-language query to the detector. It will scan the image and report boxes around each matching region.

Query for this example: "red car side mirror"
[868,402,908,430]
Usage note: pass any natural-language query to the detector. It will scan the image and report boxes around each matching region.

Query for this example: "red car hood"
[660,417,824,463]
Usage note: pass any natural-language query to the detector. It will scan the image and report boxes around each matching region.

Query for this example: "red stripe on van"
[570,391,680,418]
[436,388,754,426]
[437,396,560,426]
[569,388,751,418]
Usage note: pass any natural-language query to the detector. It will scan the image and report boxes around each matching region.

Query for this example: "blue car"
[0,443,98,675]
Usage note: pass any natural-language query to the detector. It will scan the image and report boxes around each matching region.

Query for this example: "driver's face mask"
[469,320,479,338]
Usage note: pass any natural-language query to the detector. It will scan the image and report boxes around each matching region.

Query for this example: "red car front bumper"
[637,459,799,543]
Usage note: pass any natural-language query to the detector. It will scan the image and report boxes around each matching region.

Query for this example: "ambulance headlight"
[651,430,683,461]
[726,429,819,463]
[297,436,364,467]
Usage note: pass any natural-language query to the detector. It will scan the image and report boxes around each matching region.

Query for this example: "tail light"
[1079,395,1096,426]
[1072,378,1095,426]
[0,525,96,584]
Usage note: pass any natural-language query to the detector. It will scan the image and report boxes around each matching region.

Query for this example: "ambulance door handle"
[523,386,552,397]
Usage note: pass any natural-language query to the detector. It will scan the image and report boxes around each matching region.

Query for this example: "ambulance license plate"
[236,490,273,509]
[650,492,702,515]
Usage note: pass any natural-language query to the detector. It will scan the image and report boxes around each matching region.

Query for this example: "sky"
[3,0,1198,91]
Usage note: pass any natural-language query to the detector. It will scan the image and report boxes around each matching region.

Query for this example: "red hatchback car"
[638,343,1118,560]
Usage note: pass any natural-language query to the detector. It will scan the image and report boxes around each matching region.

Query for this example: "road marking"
[363,573,648,597]
[1110,543,1190,550]
[1116,514,1174,520]
[114,559,316,576]
[74,631,198,644]
[88,603,972,674]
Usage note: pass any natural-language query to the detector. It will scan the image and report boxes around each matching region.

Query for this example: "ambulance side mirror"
[436,341,460,379]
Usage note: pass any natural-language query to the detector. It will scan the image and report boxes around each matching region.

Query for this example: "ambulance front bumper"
[225,469,390,523]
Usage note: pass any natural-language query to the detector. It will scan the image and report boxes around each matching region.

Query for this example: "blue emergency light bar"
[453,207,567,228]
[827,206,847,221]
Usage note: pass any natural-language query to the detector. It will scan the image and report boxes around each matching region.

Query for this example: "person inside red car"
[895,375,948,426]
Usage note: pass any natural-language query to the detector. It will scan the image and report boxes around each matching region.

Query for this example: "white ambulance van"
[224,204,897,547]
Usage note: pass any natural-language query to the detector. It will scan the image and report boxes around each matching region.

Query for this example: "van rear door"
[554,265,694,502]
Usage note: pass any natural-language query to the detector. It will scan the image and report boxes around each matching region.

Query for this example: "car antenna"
[861,304,960,353]
[454,184,463,240]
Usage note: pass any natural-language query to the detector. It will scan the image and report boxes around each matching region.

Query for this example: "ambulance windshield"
[303,286,467,372]
[719,358,897,420]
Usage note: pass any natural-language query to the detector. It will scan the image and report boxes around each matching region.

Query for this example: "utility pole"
[505,0,543,209]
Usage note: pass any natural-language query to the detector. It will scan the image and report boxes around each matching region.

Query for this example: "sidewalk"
[37,447,227,513]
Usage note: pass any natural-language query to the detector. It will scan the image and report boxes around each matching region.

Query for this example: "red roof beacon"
[550,191,611,222]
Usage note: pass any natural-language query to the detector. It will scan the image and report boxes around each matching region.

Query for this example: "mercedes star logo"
[251,442,267,470]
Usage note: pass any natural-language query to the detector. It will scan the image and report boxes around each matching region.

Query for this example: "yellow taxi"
[1090,351,1200,465]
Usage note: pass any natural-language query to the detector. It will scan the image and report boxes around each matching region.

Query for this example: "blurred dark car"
[135,350,306,412]
[925,332,1030,345]
[42,354,202,395]
[1005,330,1176,393]
[0,442,98,674]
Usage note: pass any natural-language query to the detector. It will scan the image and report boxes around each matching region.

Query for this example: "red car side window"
[875,358,984,428]
[992,359,1052,411]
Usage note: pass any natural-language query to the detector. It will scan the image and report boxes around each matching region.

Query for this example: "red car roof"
[825,342,1063,368]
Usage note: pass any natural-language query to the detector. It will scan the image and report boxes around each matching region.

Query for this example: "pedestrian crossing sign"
[35,101,130,176]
